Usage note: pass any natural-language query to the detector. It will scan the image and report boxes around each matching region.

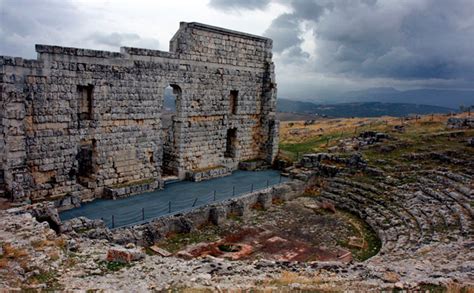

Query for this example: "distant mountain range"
[328,87,474,109]
[277,99,454,118]
[164,85,470,118]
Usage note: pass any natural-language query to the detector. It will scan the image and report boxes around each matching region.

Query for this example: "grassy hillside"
[279,113,473,161]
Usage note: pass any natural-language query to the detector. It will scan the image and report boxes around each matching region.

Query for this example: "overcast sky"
[1,0,473,101]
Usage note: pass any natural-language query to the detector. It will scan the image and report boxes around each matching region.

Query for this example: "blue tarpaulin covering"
[60,170,289,228]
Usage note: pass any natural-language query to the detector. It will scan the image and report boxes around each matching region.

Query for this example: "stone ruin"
[0,22,279,208]
[447,117,474,129]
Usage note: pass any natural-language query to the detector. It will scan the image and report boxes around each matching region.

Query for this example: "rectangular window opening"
[77,84,93,120]
[229,90,238,114]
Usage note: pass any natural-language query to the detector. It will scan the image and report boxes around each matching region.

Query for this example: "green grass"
[111,177,156,189]
[33,271,57,283]
[280,133,343,155]
[418,283,447,293]
[97,260,132,272]
[336,210,382,261]
[156,224,221,253]
[279,120,395,161]
[28,270,63,290]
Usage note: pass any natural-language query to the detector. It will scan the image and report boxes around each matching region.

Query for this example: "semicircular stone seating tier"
[319,170,473,260]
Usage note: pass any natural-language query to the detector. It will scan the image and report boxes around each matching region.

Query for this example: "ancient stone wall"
[0,22,278,206]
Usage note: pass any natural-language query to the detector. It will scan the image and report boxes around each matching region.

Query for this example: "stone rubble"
[447,117,474,129]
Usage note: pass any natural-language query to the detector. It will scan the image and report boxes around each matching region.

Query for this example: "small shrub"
[2,243,28,259]
[251,202,264,211]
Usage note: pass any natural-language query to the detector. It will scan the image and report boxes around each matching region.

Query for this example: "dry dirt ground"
[0,113,473,291]
[156,196,379,263]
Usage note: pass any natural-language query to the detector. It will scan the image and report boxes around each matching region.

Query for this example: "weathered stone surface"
[186,166,233,182]
[467,137,474,147]
[209,206,227,226]
[103,180,160,199]
[149,245,172,257]
[447,117,474,129]
[238,159,267,171]
[106,247,144,263]
[0,22,278,207]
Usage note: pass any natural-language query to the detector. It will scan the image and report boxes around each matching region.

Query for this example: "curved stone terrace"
[60,170,288,228]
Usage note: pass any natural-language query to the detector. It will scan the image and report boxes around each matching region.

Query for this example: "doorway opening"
[162,84,182,177]
[225,128,237,158]
[162,85,179,129]
[76,139,95,187]
[229,90,238,114]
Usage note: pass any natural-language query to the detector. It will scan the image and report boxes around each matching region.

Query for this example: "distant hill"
[277,99,454,118]
[333,88,474,109]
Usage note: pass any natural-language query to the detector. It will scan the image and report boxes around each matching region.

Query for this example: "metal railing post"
[266,179,269,188]
[250,183,254,193]
[168,201,171,213]
[112,215,115,228]
[213,190,216,201]
[142,208,145,221]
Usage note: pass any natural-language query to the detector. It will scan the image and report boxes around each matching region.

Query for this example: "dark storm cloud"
[264,13,302,53]
[290,0,326,20]
[268,0,474,81]
[263,0,328,62]
[0,0,80,58]
[209,0,270,11]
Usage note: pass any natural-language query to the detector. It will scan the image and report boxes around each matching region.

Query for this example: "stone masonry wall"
[0,22,278,207]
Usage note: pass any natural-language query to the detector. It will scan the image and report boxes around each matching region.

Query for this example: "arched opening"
[162,84,182,178]
[162,85,180,128]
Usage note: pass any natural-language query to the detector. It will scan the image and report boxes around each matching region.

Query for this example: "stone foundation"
[238,159,267,171]
[185,166,233,182]
[103,180,161,200]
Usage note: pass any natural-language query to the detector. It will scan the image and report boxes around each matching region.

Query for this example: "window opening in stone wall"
[224,128,237,158]
[77,85,93,120]
[162,85,176,129]
[229,90,238,114]
[162,84,182,177]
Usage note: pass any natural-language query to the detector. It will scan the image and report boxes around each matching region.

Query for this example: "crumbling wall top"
[35,44,123,59]
[0,56,43,68]
[120,47,176,59]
